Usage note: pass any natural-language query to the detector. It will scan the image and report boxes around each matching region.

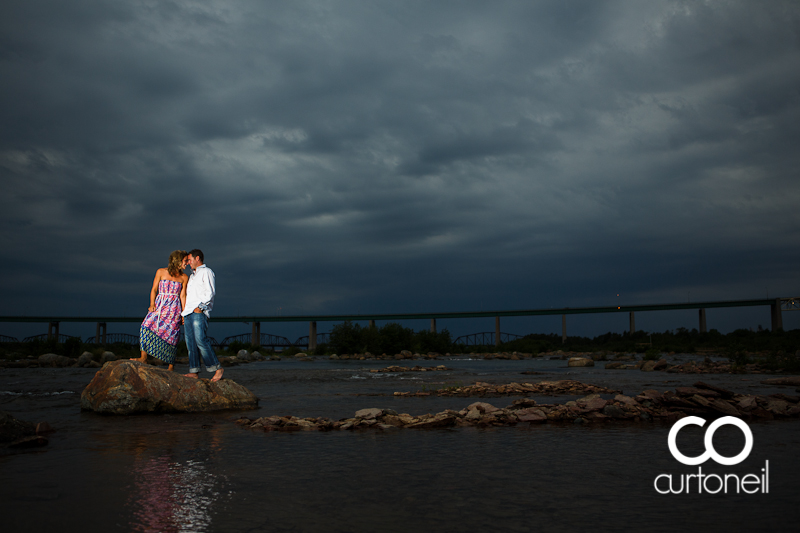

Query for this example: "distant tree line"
[327,321,453,355]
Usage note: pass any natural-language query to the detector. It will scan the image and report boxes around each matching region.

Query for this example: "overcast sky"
[2,0,799,340]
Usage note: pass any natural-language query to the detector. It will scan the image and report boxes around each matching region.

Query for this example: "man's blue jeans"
[184,312,220,373]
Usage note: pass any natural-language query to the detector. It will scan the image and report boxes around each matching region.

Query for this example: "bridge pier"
[251,321,261,347]
[771,299,783,332]
[431,319,436,333]
[96,322,107,344]
[495,317,500,347]
[629,312,635,335]
[309,321,317,352]
[562,315,567,344]
[48,321,59,341]
[369,319,376,329]
[699,309,707,333]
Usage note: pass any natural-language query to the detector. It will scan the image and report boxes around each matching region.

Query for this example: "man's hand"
[194,307,202,313]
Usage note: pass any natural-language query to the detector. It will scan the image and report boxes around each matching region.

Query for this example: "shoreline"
[2,348,796,377]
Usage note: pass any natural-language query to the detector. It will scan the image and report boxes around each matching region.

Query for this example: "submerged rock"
[80,360,259,415]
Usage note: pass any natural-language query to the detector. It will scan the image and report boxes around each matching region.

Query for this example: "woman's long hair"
[167,250,187,277]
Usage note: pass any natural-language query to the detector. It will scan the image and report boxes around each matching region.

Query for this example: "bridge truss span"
[454,332,523,346]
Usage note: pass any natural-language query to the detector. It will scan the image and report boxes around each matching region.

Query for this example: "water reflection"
[127,453,222,532]
[89,424,232,533]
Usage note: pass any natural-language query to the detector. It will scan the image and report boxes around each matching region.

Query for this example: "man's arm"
[194,269,215,312]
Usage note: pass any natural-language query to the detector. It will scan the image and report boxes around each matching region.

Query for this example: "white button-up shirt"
[182,264,215,317]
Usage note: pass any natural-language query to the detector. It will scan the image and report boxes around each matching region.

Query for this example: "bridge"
[16,332,224,348]
[220,333,294,350]
[83,333,140,345]
[453,332,524,346]
[0,297,795,348]
[22,333,81,343]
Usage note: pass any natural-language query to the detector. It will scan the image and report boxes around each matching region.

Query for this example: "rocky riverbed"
[235,378,800,432]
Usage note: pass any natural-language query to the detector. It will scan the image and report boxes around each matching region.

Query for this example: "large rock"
[81,360,259,415]
[568,357,594,367]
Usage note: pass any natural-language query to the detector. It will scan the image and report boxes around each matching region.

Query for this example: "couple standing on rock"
[131,249,223,382]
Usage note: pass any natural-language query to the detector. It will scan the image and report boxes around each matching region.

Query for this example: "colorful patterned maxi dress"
[139,279,183,364]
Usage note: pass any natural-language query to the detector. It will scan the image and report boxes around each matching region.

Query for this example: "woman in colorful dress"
[131,250,189,371]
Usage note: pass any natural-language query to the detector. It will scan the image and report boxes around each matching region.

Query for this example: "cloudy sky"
[2,0,799,340]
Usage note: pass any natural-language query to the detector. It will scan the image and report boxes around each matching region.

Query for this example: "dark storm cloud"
[1,0,799,336]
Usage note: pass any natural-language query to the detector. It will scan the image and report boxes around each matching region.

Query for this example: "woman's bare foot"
[130,352,147,364]
[210,368,224,382]
[184,373,199,378]
[167,364,174,372]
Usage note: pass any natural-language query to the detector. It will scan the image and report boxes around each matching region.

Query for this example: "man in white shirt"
[181,249,223,382]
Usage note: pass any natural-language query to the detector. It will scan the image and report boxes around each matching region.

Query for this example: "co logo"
[668,416,753,466]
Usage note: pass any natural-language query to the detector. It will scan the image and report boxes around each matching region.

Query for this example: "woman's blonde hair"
[167,250,188,277]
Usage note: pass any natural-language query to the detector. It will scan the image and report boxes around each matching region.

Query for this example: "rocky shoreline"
[236,378,800,432]
[1,349,795,376]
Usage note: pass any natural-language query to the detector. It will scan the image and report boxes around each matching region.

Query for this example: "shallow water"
[2,355,799,532]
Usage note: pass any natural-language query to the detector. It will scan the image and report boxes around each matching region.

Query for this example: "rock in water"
[81,360,259,415]
[1,411,36,443]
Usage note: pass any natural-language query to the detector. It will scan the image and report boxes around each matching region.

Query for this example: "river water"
[1,355,799,532]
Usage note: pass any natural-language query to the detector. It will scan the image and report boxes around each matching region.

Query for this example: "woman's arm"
[148,269,162,312]
[180,274,188,311]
